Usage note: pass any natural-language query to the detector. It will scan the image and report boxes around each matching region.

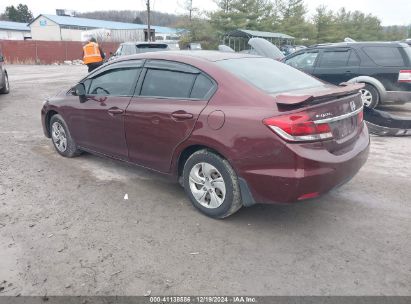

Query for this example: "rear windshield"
[216,57,324,94]
[136,44,168,49]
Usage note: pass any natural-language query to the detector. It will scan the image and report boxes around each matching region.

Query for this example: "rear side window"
[363,46,404,67]
[88,68,141,96]
[319,50,350,67]
[141,69,196,98]
[404,47,411,64]
[190,74,214,99]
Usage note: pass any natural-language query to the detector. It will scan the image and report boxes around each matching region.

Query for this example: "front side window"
[286,51,319,69]
[88,68,141,96]
[217,57,324,94]
[140,69,197,98]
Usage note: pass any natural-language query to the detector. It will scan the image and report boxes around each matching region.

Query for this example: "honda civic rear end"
[213,56,370,205]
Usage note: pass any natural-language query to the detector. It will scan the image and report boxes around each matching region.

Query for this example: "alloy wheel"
[51,122,67,152]
[189,162,226,209]
[360,89,373,107]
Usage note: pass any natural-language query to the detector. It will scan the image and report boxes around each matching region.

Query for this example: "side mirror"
[0,55,4,62]
[74,83,87,103]
[75,83,86,96]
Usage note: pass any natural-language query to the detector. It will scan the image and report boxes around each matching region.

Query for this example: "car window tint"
[319,50,350,67]
[83,78,92,93]
[141,69,196,98]
[348,50,361,66]
[217,57,324,94]
[190,74,214,99]
[88,68,141,96]
[363,46,404,67]
[286,52,318,69]
[404,46,411,63]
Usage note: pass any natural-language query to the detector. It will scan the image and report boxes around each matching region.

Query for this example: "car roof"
[113,50,260,63]
[307,41,409,49]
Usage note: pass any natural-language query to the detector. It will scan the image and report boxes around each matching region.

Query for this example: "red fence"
[0,40,119,64]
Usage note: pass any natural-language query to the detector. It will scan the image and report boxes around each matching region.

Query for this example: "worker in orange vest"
[82,37,105,72]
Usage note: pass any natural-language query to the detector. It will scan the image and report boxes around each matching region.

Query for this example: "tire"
[0,73,10,94]
[182,149,242,218]
[49,114,81,157]
[360,84,380,109]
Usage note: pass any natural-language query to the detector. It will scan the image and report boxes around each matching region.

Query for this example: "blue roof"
[0,20,30,31]
[34,14,179,34]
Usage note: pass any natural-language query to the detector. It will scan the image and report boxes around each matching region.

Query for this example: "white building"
[0,21,31,40]
[29,14,182,42]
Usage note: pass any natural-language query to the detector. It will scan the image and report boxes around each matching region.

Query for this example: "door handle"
[108,107,124,115]
[171,111,193,120]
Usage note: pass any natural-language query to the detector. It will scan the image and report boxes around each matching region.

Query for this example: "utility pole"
[146,0,151,41]
[188,0,193,22]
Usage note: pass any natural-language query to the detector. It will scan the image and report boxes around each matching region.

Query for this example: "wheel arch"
[346,76,387,101]
[45,110,59,137]
[174,144,230,179]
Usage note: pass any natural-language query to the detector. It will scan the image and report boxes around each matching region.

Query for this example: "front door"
[125,61,215,172]
[70,61,143,160]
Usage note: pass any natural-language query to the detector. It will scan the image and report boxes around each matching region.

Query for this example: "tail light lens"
[398,70,411,83]
[263,112,333,142]
[358,110,364,126]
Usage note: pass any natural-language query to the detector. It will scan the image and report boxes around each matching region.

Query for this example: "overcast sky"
[1,0,410,26]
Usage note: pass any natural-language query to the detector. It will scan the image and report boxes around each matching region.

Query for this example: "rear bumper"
[239,125,370,205]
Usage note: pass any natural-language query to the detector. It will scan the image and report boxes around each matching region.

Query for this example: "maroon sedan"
[41,51,370,218]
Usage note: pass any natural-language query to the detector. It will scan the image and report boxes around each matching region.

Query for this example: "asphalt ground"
[0,65,410,296]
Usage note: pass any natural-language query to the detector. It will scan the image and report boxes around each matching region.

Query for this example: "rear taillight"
[398,70,411,83]
[263,112,333,142]
[358,110,364,126]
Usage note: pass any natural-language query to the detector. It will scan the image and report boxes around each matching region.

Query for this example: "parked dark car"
[0,51,10,94]
[110,42,170,60]
[283,42,411,108]
[41,51,369,218]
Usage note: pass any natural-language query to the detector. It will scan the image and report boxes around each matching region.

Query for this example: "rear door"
[313,48,360,85]
[360,45,407,91]
[70,60,143,159]
[125,60,215,172]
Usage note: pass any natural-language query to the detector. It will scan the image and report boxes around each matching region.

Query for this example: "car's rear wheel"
[183,150,242,218]
[360,84,379,108]
[50,114,81,157]
[0,74,9,94]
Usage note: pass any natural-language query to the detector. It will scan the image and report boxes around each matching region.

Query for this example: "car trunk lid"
[264,84,364,152]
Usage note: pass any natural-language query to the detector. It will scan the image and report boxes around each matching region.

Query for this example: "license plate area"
[330,116,357,139]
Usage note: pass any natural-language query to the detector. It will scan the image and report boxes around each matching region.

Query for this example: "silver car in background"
[0,50,10,94]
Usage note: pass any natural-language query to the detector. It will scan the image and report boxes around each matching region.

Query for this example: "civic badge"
[350,100,356,111]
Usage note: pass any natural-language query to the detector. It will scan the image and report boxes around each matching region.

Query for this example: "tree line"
[1,1,409,49]
[188,0,410,48]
